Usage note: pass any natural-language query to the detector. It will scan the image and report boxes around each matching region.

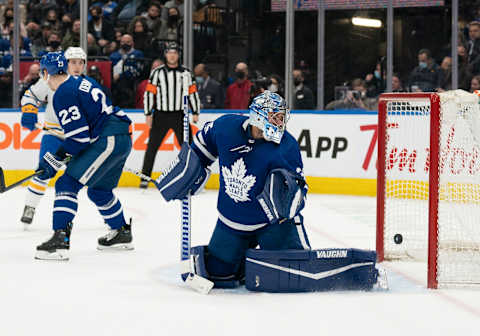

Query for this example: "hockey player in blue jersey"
[20,47,87,229]
[155,91,385,293]
[34,52,133,261]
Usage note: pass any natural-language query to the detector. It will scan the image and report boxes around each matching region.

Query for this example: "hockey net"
[377,90,480,288]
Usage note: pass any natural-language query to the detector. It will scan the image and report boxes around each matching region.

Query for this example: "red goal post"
[377,90,480,289]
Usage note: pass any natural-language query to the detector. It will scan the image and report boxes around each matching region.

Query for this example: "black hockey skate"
[20,205,35,229]
[97,219,133,251]
[35,223,72,261]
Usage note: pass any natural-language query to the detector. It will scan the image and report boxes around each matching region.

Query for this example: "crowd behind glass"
[1,0,479,110]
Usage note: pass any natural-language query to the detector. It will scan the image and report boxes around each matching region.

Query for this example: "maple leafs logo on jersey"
[222,158,256,203]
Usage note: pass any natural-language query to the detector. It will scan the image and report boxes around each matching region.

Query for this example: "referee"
[140,42,201,188]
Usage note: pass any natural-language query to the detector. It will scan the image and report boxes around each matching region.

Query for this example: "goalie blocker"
[155,143,210,201]
[186,246,383,292]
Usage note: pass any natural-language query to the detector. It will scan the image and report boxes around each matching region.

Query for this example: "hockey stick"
[181,74,192,263]
[0,167,43,194]
[180,75,212,294]
[35,123,65,140]
[123,167,155,183]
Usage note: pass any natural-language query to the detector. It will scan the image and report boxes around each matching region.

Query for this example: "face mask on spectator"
[168,15,179,24]
[374,70,381,79]
[293,77,302,86]
[91,14,101,21]
[121,44,132,52]
[47,18,56,24]
[195,76,204,85]
[235,71,246,79]
[419,61,428,69]
[49,40,60,49]
[268,84,278,92]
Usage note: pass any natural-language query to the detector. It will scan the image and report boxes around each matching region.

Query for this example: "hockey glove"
[36,151,68,180]
[257,168,307,224]
[21,104,38,131]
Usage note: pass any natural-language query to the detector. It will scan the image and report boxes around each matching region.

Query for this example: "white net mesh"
[382,90,480,286]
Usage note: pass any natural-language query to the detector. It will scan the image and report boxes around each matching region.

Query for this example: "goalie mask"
[249,91,290,144]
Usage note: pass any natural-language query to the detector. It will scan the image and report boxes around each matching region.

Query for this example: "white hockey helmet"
[65,47,87,61]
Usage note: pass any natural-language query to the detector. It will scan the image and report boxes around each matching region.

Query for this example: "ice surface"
[0,188,479,336]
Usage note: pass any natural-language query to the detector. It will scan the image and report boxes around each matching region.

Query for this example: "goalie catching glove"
[257,168,307,224]
[155,143,211,201]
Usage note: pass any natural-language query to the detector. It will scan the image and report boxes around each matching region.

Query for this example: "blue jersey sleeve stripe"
[193,133,216,162]
[70,137,91,143]
[64,126,89,138]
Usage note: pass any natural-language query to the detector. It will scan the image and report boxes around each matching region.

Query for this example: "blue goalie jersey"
[191,114,306,232]
[53,75,131,155]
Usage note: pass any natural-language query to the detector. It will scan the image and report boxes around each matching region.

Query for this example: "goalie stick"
[181,73,192,264]
[180,74,212,294]
[0,167,43,193]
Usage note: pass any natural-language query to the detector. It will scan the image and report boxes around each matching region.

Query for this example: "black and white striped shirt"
[144,64,201,115]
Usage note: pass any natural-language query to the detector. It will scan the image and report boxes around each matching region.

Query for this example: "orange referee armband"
[146,83,157,95]
[189,84,197,94]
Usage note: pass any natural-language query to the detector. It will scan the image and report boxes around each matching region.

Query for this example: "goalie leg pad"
[183,246,243,289]
[155,143,210,201]
[245,248,379,293]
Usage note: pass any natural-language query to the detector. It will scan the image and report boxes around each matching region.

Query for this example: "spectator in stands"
[26,0,56,25]
[458,43,473,90]
[59,0,80,22]
[292,69,314,110]
[438,56,452,92]
[0,0,26,26]
[110,34,144,107]
[1,30,32,69]
[268,74,284,97]
[224,62,252,110]
[61,18,80,50]
[19,63,40,97]
[194,63,224,109]
[391,74,405,93]
[88,64,112,98]
[325,78,377,111]
[0,68,12,107]
[127,16,151,53]
[112,0,151,24]
[408,48,441,92]
[135,58,163,108]
[110,34,144,80]
[141,1,162,33]
[470,75,480,93]
[88,5,115,54]
[163,0,184,19]
[38,31,63,56]
[365,62,385,98]
[87,33,101,56]
[43,9,62,34]
[157,6,182,41]
[26,22,45,57]
[0,6,13,39]
[467,21,480,75]
[94,1,118,21]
